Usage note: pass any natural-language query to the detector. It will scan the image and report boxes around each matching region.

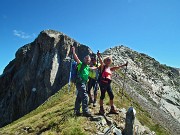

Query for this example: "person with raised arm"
[72,46,92,117]
[97,52,128,115]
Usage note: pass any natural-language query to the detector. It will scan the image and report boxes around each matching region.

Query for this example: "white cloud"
[13,30,36,39]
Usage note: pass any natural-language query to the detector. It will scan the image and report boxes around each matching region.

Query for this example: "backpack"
[71,62,85,83]
[97,65,106,83]
[71,61,77,83]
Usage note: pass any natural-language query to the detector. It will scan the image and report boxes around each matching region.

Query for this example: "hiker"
[97,52,127,115]
[72,46,92,117]
[87,56,99,107]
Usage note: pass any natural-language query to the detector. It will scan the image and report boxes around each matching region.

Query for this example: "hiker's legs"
[93,80,98,101]
[99,84,107,114]
[100,99,103,106]
[100,84,106,101]
[99,98,105,114]
[106,85,118,113]
[110,99,114,107]
[94,94,97,104]
[87,78,93,103]
[74,85,82,113]
[93,81,98,106]
[80,83,89,113]
[107,84,114,106]
[75,96,81,113]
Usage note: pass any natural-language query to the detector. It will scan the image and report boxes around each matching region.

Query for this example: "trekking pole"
[104,124,116,135]
[94,50,100,92]
[96,50,100,80]
[97,50,99,66]
[97,50,103,58]
[121,61,128,99]
[68,46,73,93]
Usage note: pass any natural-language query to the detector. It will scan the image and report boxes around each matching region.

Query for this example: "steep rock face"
[0,30,93,127]
[102,45,180,134]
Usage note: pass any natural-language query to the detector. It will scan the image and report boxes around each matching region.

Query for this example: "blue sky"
[0,0,180,74]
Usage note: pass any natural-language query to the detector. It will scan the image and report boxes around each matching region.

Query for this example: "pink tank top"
[102,66,112,80]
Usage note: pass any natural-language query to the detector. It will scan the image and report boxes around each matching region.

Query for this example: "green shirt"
[77,61,90,82]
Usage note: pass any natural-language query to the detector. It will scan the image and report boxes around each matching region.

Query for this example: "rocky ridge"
[102,46,180,134]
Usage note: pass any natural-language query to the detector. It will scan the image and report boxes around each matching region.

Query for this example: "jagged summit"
[43,29,64,35]
[40,29,78,43]
[104,45,157,62]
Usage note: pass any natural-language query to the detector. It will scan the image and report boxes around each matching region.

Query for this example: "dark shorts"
[99,80,114,100]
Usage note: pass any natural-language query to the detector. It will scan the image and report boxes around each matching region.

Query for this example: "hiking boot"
[83,111,92,117]
[99,106,105,115]
[109,106,119,114]
[74,111,81,116]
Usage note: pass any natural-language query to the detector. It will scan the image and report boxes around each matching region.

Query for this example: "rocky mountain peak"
[102,45,180,134]
[0,29,93,128]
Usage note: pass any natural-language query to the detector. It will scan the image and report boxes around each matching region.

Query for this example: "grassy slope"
[0,84,169,135]
[0,85,94,135]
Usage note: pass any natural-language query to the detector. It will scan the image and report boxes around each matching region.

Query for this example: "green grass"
[0,85,92,135]
[0,83,170,135]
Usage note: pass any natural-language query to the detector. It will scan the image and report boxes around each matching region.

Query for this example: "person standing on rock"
[97,52,128,115]
[72,46,92,117]
[87,56,99,107]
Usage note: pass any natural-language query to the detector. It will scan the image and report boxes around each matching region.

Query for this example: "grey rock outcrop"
[0,30,93,127]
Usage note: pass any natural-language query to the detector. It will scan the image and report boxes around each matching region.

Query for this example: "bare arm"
[111,63,127,71]
[90,66,97,70]
[72,47,81,64]
[97,51,104,71]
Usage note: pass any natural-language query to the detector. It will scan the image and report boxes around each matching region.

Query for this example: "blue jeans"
[74,82,89,113]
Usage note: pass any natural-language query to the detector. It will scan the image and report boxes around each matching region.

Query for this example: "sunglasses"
[106,59,111,62]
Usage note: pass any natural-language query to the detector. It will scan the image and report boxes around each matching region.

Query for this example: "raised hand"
[97,50,101,56]
[71,46,75,54]
[125,61,128,66]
